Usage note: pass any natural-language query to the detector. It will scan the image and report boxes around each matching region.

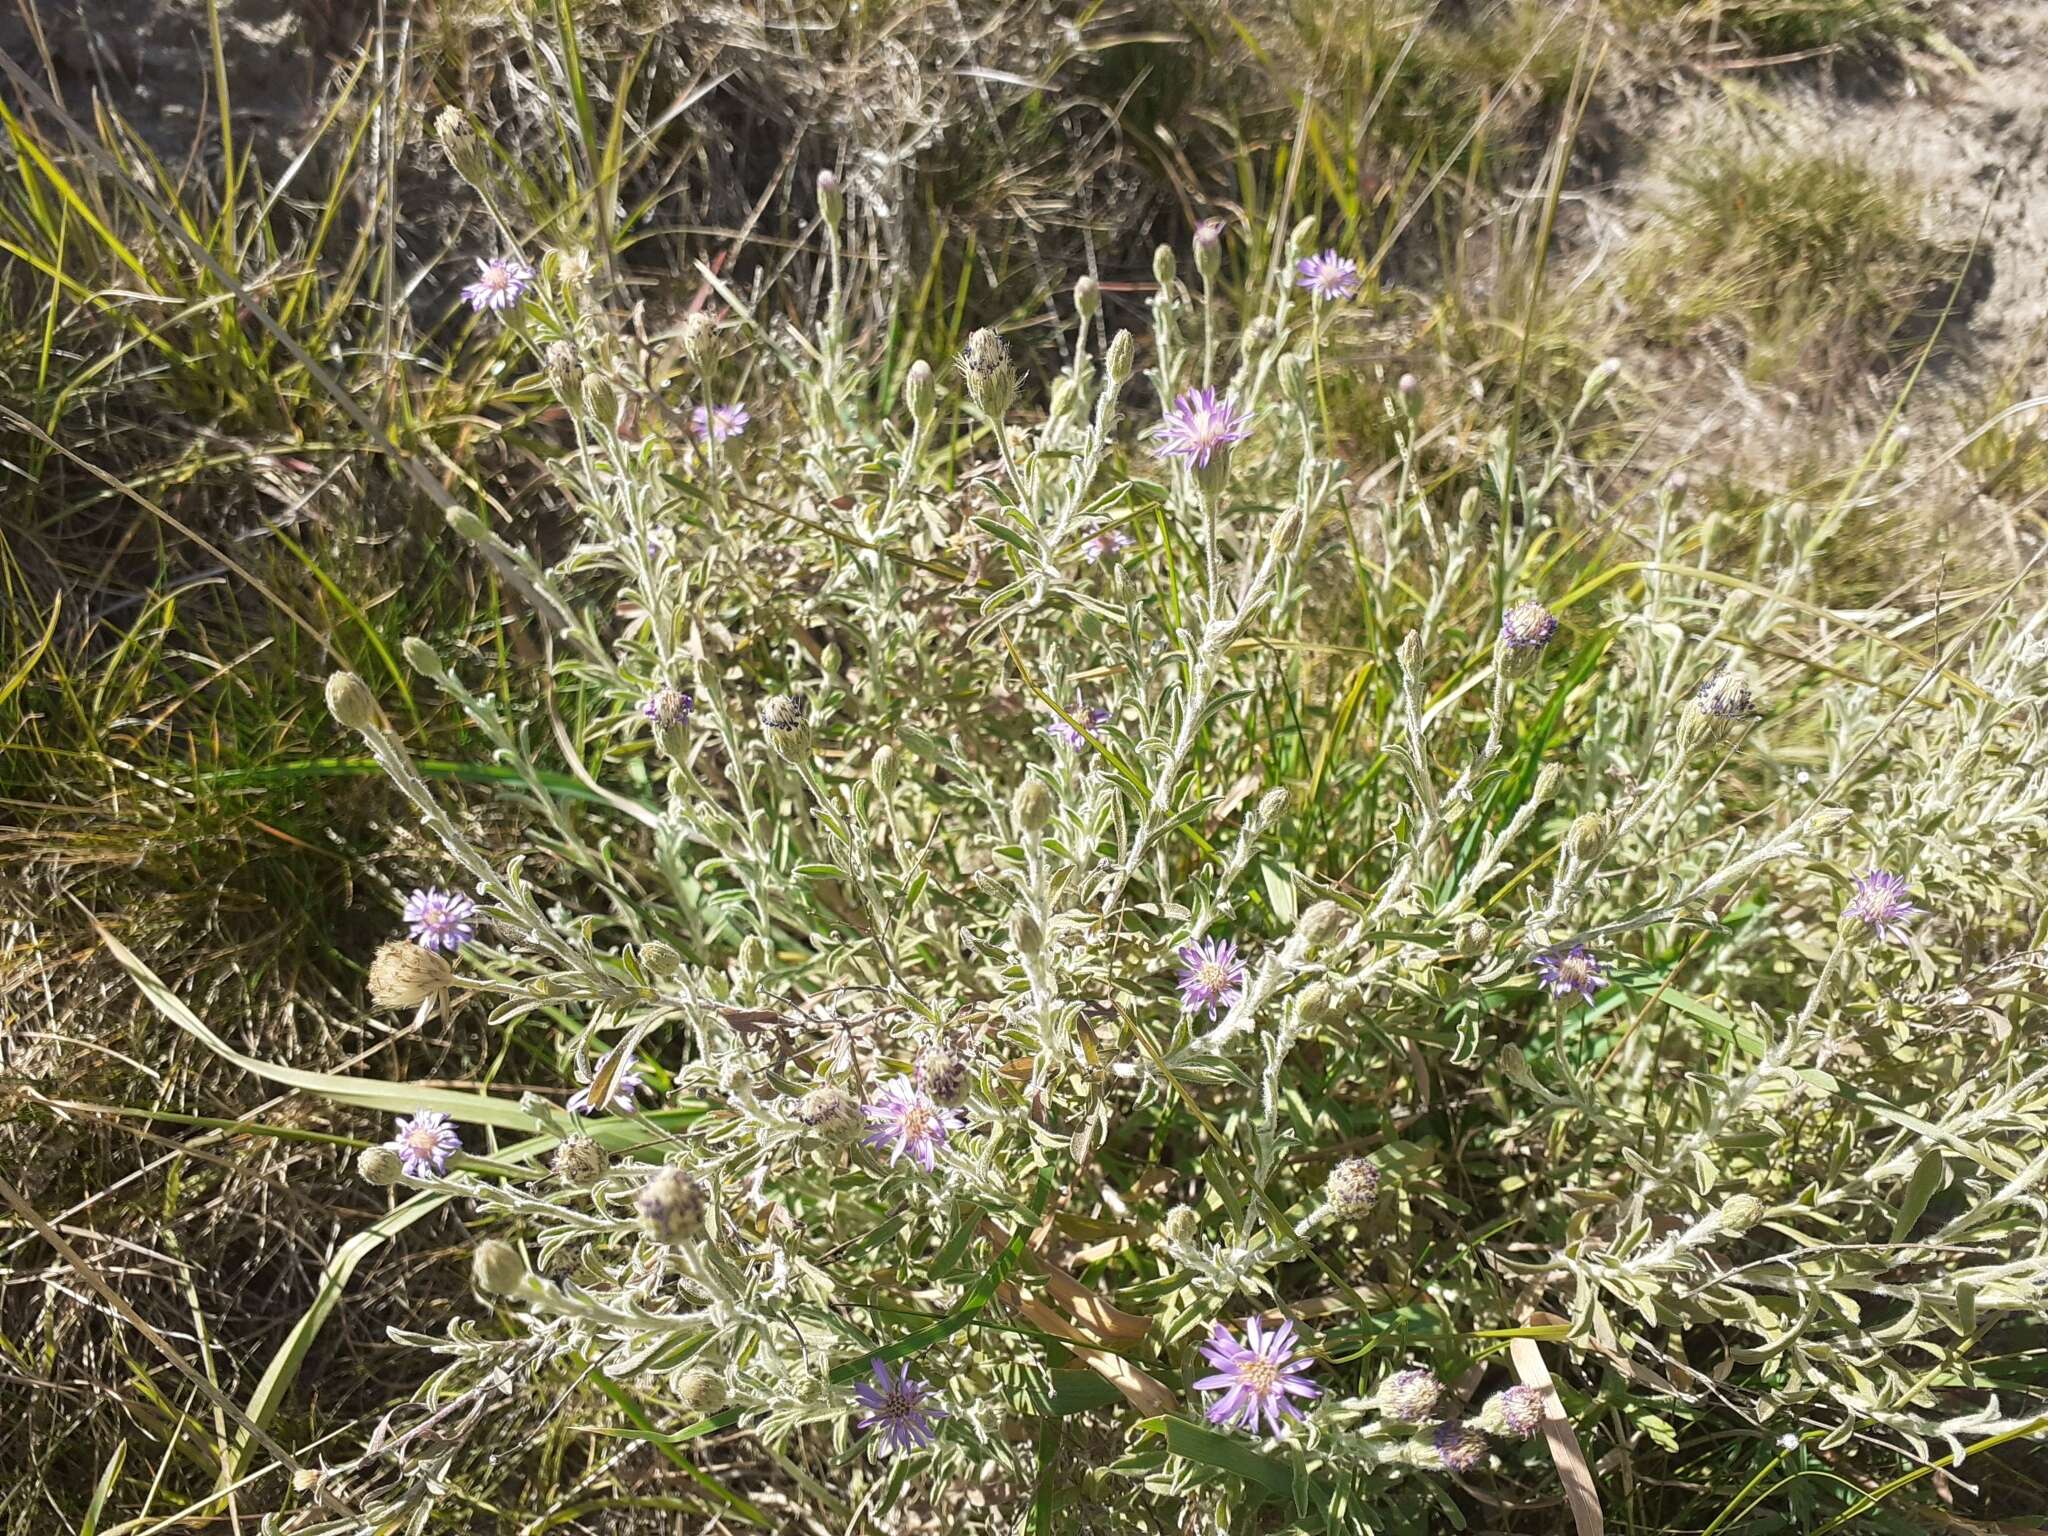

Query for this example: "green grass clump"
[1625,148,1972,388]
[1612,0,1935,57]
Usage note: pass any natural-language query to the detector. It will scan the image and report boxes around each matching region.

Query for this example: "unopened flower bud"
[1500,600,1559,659]
[871,745,899,797]
[446,507,492,544]
[1193,218,1224,282]
[1496,1043,1542,1094]
[1565,812,1607,863]
[1013,778,1055,834]
[759,694,813,757]
[1256,787,1290,825]
[433,106,489,188]
[1276,351,1307,401]
[401,637,447,680]
[1243,316,1277,350]
[1327,1156,1380,1217]
[679,1367,727,1414]
[1456,918,1492,958]
[1297,899,1351,952]
[904,359,935,422]
[1718,1193,1765,1235]
[916,1047,968,1108]
[639,940,682,979]
[1295,981,1340,1024]
[325,671,379,732]
[1397,373,1421,415]
[1477,1385,1545,1440]
[798,1085,861,1140]
[1432,1420,1490,1473]
[1074,274,1100,323]
[553,1134,609,1187]
[737,935,771,974]
[472,1239,527,1296]
[368,941,453,1009]
[1580,356,1622,407]
[1010,907,1043,955]
[542,339,582,403]
[1105,330,1135,387]
[1152,244,1176,289]
[958,329,1016,420]
[816,169,844,229]
[679,311,719,369]
[636,1168,708,1245]
[1158,1205,1201,1246]
[1376,1367,1446,1424]
[357,1145,403,1186]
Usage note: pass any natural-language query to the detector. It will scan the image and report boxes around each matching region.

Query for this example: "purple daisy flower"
[1043,699,1111,750]
[568,1068,646,1117]
[852,1357,946,1452]
[1154,388,1251,469]
[1194,1316,1320,1438]
[1501,600,1559,652]
[640,687,694,729]
[403,887,479,953]
[1295,250,1361,303]
[1845,868,1917,943]
[690,403,750,442]
[1081,525,1136,563]
[387,1110,461,1178]
[1535,945,1605,1004]
[460,256,534,314]
[1176,937,1245,1019]
[860,1077,964,1173]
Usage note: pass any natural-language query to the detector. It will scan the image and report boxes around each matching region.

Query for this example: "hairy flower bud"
[1679,669,1761,756]
[958,328,1016,420]
[759,694,814,758]
[870,745,899,798]
[1193,217,1224,282]
[1257,787,1290,826]
[1012,778,1055,834]
[357,1145,404,1187]
[917,1047,969,1108]
[368,940,453,1009]
[1158,1205,1201,1246]
[816,168,844,229]
[1397,372,1421,416]
[798,1084,861,1140]
[552,1134,609,1187]
[1297,899,1351,952]
[1276,351,1307,401]
[1074,274,1100,323]
[1295,981,1340,1024]
[1376,1367,1445,1424]
[1105,330,1135,387]
[1010,907,1044,955]
[1327,1156,1380,1217]
[472,1239,527,1296]
[401,636,447,680]
[1152,243,1176,289]
[1565,812,1607,864]
[904,359,936,422]
[1477,1384,1545,1440]
[639,940,682,979]
[679,311,720,370]
[1456,918,1492,958]
[1496,1043,1543,1093]
[325,671,379,732]
[542,339,583,404]
[1718,1193,1765,1235]
[1432,1419,1490,1473]
[636,1168,708,1245]
[678,1367,727,1414]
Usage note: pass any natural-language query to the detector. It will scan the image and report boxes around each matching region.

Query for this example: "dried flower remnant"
[1194,1317,1320,1437]
[1327,1157,1381,1218]
[460,256,534,313]
[1432,1420,1490,1473]
[1844,868,1918,943]
[1295,250,1362,303]
[689,403,750,442]
[1155,387,1251,471]
[853,1358,946,1452]
[639,687,693,730]
[1375,1368,1445,1424]
[368,940,453,1010]
[552,1135,609,1187]
[1535,945,1605,1004]
[798,1084,862,1141]
[568,1066,646,1116]
[861,1078,963,1172]
[1176,937,1246,1019]
[915,1046,969,1108]
[404,887,479,953]
[1500,600,1559,653]
[388,1111,461,1178]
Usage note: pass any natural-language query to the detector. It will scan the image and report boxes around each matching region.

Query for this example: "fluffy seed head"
[472,1239,527,1296]
[552,1134,609,1187]
[1327,1157,1381,1218]
[636,1168,708,1244]
[368,941,454,1009]
[1376,1367,1445,1424]
[679,1367,728,1413]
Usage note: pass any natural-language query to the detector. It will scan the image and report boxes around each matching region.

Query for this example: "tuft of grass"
[1611,0,1937,59]
[1624,147,1973,389]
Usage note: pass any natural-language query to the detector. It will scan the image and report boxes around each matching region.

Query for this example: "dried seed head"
[1327,1156,1381,1217]
[325,671,379,732]
[368,941,454,1009]
[1477,1384,1546,1440]
[917,1047,969,1108]
[958,328,1016,419]
[1376,1367,1446,1424]
[798,1085,861,1140]
[357,1145,404,1187]
[552,1134,609,1187]
[1718,1193,1765,1235]
[472,1239,527,1296]
[1012,778,1056,834]
[636,1167,708,1245]
[678,1367,728,1413]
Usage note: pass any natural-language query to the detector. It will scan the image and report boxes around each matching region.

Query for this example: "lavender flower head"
[861,1077,964,1173]
[853,1357,946,1452]
[1844,868,1918,943]
[1176,937,1246,1019]
[1194,1316,1320,1437]
[403,887,478,953]
[1433,1420,1490,1473]
[1295,250,1361,303]
[1081,525,1136,563]
[1154,388,1251,470]
[640,687,694,730]
[568,1067,646,1117]
[690,403,750,442]
[1479,1384,1546,1440]
[1500,600,1559,653]
[460,256,534,313]
[1535,945,1605,1004]
[1043,698,1111,750]
[387,1110,460,1178]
